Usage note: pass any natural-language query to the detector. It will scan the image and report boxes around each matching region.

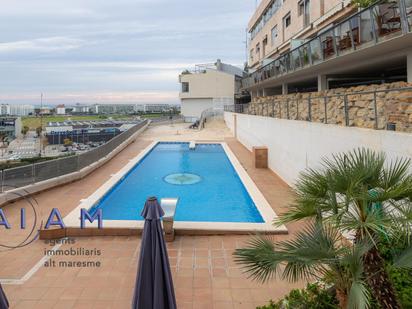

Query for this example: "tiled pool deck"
[0,122,305,308]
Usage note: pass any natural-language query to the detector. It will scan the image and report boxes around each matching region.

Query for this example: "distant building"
[56,104,66,115]
[91,104,135,114]
[45,119,142,145]
[71,104,91,114]
[0,104,34,116]
[0,105,10,116]
[90,103,174,115]
[179,59,245,122]
[0,117,22,140]
[39,107,52,115]
[144,104,171,113]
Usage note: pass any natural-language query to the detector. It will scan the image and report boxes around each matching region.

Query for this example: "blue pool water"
[91,142,264,223]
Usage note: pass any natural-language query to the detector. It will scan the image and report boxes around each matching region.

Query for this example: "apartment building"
[179,60,245,122]
[56,104,66,115]
[0,117,22,140]
[0,104,35,116]
[245,0,412,96]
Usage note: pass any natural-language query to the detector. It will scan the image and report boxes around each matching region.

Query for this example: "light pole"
[39,93,43,157]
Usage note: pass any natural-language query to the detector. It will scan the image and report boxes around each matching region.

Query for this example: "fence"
[198,108,224,130]
[224,87,412,133]
[0,120,148,192]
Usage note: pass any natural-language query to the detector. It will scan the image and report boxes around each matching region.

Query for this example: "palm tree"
[235,148,412,309]
[236,223,371,308]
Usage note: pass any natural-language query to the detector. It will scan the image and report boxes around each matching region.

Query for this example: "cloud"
[0,0,255,104]
[0,37,87,53]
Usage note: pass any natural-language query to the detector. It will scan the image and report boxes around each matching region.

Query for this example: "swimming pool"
[65,141,286,233]
[91,142,263,223]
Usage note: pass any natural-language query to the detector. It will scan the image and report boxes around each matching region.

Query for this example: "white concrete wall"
[181,98,213,120]
[225,112,412,186]
[179,70,235,100]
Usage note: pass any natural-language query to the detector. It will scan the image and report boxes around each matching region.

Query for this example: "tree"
[351,0,377,8]
[35,126,42,137]
[235,149,412,309]
[21,126,29,136]
[236,223,371,308]
[63,138,72,146]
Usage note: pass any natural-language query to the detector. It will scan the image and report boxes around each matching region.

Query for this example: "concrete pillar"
[408,51,412,83]
[234,114,237,139]
[318,75,328,91]
[262,88,267,97]
[282,83,288,95]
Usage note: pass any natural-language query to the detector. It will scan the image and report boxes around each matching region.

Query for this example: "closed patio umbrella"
[132,197,177,309]
[0,284,9,309]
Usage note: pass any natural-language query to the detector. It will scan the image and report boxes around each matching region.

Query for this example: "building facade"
[0,104,35,116]
[56,104,66,115]
[0,117,22,140]
[179,59,245,122]
[245,0,412,96]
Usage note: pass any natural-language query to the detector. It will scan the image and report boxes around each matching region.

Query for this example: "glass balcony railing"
[243,0,412,89]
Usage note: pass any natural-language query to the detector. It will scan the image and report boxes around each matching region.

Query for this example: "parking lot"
[44,141,106,157]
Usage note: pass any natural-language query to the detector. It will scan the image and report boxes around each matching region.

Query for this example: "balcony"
[243,0,412,90]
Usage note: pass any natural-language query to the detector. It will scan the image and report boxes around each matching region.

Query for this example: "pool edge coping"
[63,140,288,234]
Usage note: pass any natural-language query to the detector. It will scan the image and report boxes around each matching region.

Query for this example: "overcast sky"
[0,0,255,106]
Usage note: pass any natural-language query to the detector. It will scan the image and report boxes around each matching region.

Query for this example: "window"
[182,82,189,93]
[298,1,304,16]
[250,48,254,62]
[256,43,260,60]
[284,13,291,28]
[262,37,268,56]
[298,0,310,26]
[249,0,283,40]
[271,25,278,46]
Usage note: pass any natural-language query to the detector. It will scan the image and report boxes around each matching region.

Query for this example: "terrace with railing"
[243,0,412,89]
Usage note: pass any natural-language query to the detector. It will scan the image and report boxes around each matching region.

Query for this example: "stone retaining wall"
[249,82,412,132]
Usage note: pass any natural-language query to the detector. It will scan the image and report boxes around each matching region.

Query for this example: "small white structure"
[179,59,244,122]
[56,104,66,115]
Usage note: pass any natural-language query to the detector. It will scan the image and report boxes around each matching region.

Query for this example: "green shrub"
[256,283,339,309]
[372,234,412,309]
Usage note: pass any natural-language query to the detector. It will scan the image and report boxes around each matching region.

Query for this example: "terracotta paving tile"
[213,301,234,309]
[175,287,193,302]
[194,268,210,278]
[211,268,227,278]
[14,300,39,309]
[233,301,256,309]
[51,299,76,309]
[41,287,66,300]
[193,288,212,302]
[193,276,211,288]
[177,302,193,309]
[195,257,209,268]
[193,301,214,309]
[175,277,193,288]
[231,288,253,302]
[211,277,230,288]
[212,288,232,301]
